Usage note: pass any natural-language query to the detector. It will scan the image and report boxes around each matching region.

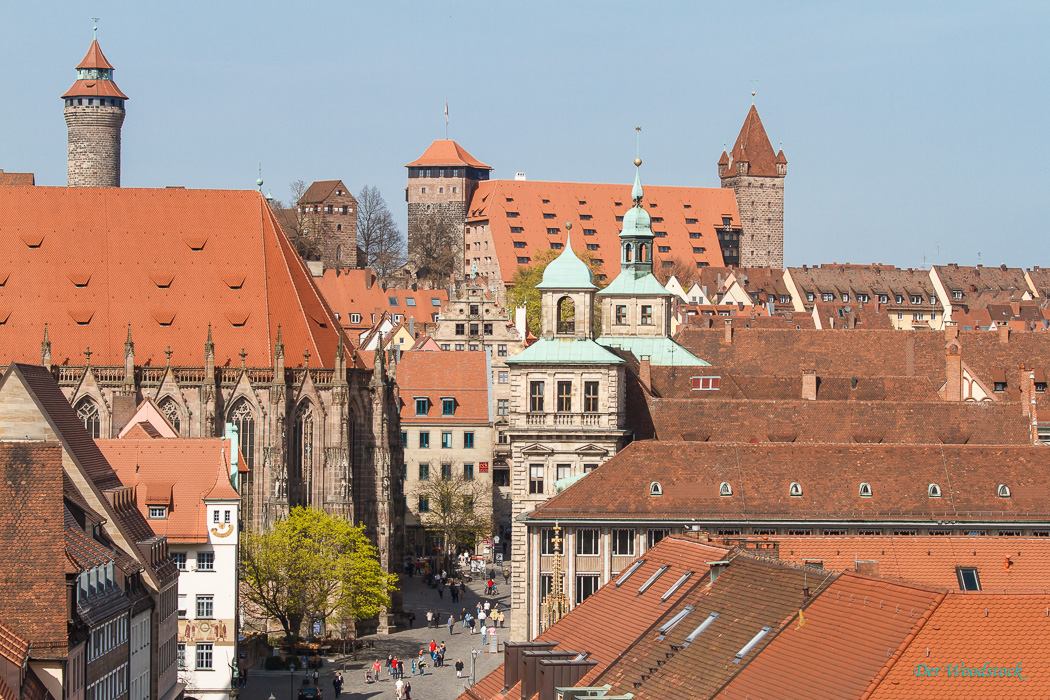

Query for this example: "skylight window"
[997,484,1011,498]
[638,565,670,594]
[719,482,732,497]
[733,626,772,663]
[615,559,646,588]
[388,297,399,306]
[928,483,941,498]
[859,482,872,498]
[661,572,693,602]
[683,612,719,646]
[649,481,663,497]
[789,482,803,497]
[957,567,981,591]
[656,606,694,639]
[406,298,416,306]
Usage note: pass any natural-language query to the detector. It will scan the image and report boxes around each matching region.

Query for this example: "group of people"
[330,672,343,697]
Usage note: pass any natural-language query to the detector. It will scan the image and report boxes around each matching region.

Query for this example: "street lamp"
[468,647,481,687]
[289,662,296,700]
[340,625,348,673]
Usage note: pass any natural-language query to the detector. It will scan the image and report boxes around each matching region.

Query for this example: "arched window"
[335,245,342,263]
[75,398,101,439]
[624,243,633,262]
[639,244,647,262]
[229,399,256,523]
[290,402,315,507]
[789,482,803,497]
[557,296,576,335]
[158,397,181,434]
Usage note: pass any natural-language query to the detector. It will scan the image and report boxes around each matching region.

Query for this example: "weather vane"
[92,17,100,37]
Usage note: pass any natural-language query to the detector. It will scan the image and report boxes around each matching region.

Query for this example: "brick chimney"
[802,369,818,401]
[999,324,1011,343]
[723,319,733,344]
[944,339,963,402]
[638,356,652,392]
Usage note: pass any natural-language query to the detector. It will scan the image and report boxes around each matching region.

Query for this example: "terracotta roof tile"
[528,441,1050,524]
[75,39,114,70]
[406,140,491,169]
[98,438,240,543]
[716,572,943,700]
[314,269,447,335]
[467,179,735,285]
[0,619,28,667]
[396,351,489,424]
[0,187,349,368]
[723,105,781,178]
[0,171,34,187]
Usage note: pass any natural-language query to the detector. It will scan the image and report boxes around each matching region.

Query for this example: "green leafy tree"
[240,507,398,639]
[415,474,492,570]
[507,248,608,337]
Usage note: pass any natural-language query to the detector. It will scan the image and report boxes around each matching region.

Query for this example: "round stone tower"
[62,38,127,187]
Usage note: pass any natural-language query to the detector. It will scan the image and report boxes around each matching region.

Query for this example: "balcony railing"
[526,412,603,428]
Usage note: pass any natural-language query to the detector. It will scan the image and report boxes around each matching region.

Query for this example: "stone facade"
[296,180,359,270]
[720,173,784,268]
[64,103,124,187]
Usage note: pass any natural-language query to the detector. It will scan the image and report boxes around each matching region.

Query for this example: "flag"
[796,609,806,629]
[445,101,449,126]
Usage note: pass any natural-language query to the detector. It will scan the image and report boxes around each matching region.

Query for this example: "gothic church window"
[159,397,181,433]
[291,402,315,506]
[76,398,101,439]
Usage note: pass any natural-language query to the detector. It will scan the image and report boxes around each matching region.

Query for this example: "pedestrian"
[438,581,444,599]
[450,582,459,603]
[404,679,412,700]
[411,658,417,675]
[397,658,405,680]
[448,614,455,635]
[476,602,482,615]
[499,610,506,628]
[461,579,467,596]
[461,608,468,628]
[429,639,437,663]
[484,600,491,613]
[407,610,415,628]
[372,659,381,681]
[439,642,447,666]
[481,624,488,645]
[456,659,464,678]
[332,673,342,698]
[240,668,248,688]
[425,610,433,628]
[312,669,319,686]
[394,677,404,700]
[417,652,426,676]
[478,609,487,628]
[387,654,394,678]
[487,577,495,594]
[469,615,476,634]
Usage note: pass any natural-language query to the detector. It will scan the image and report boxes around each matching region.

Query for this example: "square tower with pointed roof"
[718,105,786,268]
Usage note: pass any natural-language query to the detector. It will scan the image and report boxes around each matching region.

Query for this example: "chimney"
[503,642,556,692]
[409,317,415,337]
[723,319,733,344]
[538,659,599,700]
[999,325,1011,343]
[638,356,652,391]
[802,369,818,401]
[366,272,374,290]
[944,338,962,402]
[521,651,577,700]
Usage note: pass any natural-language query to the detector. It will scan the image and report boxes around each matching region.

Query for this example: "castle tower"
[718,105,786,268]
[62,37,127,187]
[405,140,491,281]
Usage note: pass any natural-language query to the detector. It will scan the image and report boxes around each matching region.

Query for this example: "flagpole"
[444,100,449,140]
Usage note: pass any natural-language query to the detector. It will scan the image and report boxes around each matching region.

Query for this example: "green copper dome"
[536,231,596,290]
[620,165,653,240]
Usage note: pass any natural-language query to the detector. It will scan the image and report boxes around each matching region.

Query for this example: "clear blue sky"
[2,2,1047,268]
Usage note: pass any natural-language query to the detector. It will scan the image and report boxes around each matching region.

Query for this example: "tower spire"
[63,31,127,187]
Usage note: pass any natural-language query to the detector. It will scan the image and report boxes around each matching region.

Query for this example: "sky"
[2,2,1048,269]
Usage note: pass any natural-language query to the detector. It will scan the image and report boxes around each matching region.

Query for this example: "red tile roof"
[761,536,1050,592]
[870,592,1050,698]
[314,269,447,335]
[467,179,735,284]
[75,39,115,70]
[0,187,348,368]
[0,619,28,667]
[716,572,944,700]
[723,105,781,178]
[396,350,489,424]
[61,79,128,100]
[299,180,354,204]
[528,441,1050,524]
[648,398,1033,444]
[98,438,241,543]
[406,140,491,169]
[0,442,69,658]
[460,535,729,700]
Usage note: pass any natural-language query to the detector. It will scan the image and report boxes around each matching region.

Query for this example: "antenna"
[444,100,449,140]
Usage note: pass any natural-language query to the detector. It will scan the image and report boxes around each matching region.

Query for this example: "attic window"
[388,297,399,306]
[859,483,872,497]
[719,482,732,497]
[683,612,719,646]
[614,559,646,588]
[957,567,981,591]
[406,298,416,307]
[0,311,10,325]
[789,482,803,497]
[0,272,8,286]
[68,272,91,288]
[928,484,942,498]
[649,481,663,497]
[685,218,698,225]
[148,506,167,519]
[183,235,207,251]
[656,606,694,639]
[150,272,175,289]
[997,484,1011,498]
[660,572,693,602]
[733,626,773,664]
[20,232,44,248]
[637,565,670,594]
[224,310,249,327]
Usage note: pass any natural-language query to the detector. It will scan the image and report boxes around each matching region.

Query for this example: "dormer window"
[789,482,802,497]
[928,484,942,498]
[149,506,168,519]
[719,482,732,497]
[859,482,872,498]
[998,484,1011,498]
[649,481,663,497]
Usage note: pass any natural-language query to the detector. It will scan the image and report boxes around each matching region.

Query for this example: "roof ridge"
[860,589,947,699]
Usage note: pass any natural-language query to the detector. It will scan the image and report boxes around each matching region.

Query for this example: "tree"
[357,186,406,276]
[410,212,458,284]
[653,256,697,286]
[240,507,398,639]
[507,248,608,337]
[278,180,326,262]
[415,474,492,569]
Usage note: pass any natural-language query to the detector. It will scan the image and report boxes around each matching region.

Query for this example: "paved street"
[238,571,510,700]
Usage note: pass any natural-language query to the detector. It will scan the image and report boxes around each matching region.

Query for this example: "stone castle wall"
[722,175,784,268]
[65,105,124,187]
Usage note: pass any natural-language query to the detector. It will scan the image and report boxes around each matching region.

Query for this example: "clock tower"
[62,35,127,187]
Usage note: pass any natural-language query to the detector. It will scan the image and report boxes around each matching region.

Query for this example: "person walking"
[461,608,468,628]
[484,600,491,614]
[448,614,455,635]
[478,608,487,629]
[332,672,342,698]
[438,580,445,599]
[372,659,382,682]
[394,677,404,700]
[417,651,427,676]
[455,659,464,678]
[481,623,488,645]
[397,658,405,680]
[499,610,506,628]
[404,679,412,700]
[450,581,459,603]
[469,615,476,634]
[407,610,415,628]
[425,610,433,628]
[411,658,417,676]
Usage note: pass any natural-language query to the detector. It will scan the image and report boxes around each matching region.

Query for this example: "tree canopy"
[415,473,492,566]
[507,247,608,336]
[240,507,398,639]
[357,185,406,276]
